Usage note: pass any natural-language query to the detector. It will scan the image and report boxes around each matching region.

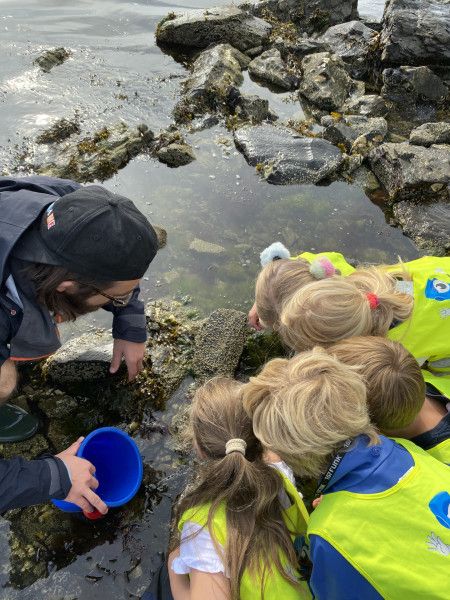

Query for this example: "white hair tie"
[225,438,247,456]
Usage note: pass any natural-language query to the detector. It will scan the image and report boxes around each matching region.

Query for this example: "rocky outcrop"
[242,0,359,34]
[318,21,378,79]
[368,142,450,202]
[342,94,388,117]
[299,52,364,111]
[234,123,344,184]
[34,47,71,72]
[192,309,248,380]
[248,48,298,90]
[156,7,272,54]
[173,44,249,122]
[409,122,450,147]
[393,200,450,256]
[380,0,450,67]
[322,115,387,154]
[36,118,80,144]
[37,123,154,182]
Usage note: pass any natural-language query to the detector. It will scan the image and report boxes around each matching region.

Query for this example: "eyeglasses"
[88,286,135,307]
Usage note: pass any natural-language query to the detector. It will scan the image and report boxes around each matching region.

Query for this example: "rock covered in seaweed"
[156,6,272,54]
[380,0,450,67]
[368,142,450,202]
[299,52,364,111]
[34,47,71,72]
[322,115,387,153]
[36,118,80,144]
[234,123,344,184]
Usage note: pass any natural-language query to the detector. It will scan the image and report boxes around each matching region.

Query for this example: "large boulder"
[322,115,387,153]
[380,0,450,67]
[241,0,359,34]
[234,123,344,184]
[342,94,388,117]
[393,200,450,256]
[192,309,248,380]
[299,52,364,111]
[409,122,450,147]
[318,20,378,79]
[156,7,272,54]
[174,44,248,121]
[368,142,450,202]
[248,49,298,90]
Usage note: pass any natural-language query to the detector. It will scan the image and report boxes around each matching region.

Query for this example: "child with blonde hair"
[250,242,450,371]
[328,336,450,464]
[167,377,311,600]
[243,348,450,599]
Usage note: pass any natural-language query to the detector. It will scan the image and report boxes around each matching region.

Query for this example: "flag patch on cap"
[46,203,56,229]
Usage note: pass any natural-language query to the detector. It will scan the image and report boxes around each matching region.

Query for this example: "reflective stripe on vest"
[387,257,450,365]
[307,438,450,600]
[292,251,356,277]
[178,473,311,600]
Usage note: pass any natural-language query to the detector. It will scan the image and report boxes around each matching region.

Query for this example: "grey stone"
[241,0,359,34]
[382,66,448,106]
[393,200,450,255]
[157,143,196,167]
[409,122,450,147]
[248,48,298,90]
[36,118,80,144]
[156,7,272,53]
[342,94,388,117]
[380,0,450,67]
[45,331,113,383]
[322,115,387,153]
[235,93,271,122]
[273,37,331,60]
[299,52,364,111]
[318,20,378,79]
[174,44,248,120]
[234,123,344,184]
[189,238,226,254]
[34,47,71,72]
[368,142,450,201]
[193,309,248,380]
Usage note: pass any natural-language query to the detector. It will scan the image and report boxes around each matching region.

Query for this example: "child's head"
[177,377,300,599]
[328,337,425,432]
[243,348,378,478]
[278,267,413,352]
[255,256,337,329]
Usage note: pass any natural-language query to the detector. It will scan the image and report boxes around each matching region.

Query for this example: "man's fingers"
[109,347,122,374]
[84,488,108,514]
[89,476,99,490]
[126,359,140,381]
[76,496,95,513]
[64,437,84,456]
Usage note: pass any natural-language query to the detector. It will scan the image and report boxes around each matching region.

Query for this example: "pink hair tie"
[309,257,336,280]
[366,293,379,309]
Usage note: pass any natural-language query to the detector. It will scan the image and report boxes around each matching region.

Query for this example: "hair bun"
[309,257,336,280]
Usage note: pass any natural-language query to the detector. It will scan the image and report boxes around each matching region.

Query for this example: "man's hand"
[248,302,263,331]
[0,359,18,403]
[56,438,108,515]
[110,339,146,381]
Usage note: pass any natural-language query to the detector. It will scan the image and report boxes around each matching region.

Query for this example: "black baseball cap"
[13,185,159,280]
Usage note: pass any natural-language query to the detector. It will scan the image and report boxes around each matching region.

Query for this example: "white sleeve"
[171,521,227,577]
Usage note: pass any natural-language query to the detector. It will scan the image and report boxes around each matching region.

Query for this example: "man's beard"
[42,289,101,322]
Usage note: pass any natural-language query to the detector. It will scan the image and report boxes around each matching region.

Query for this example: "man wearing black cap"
[0,175,158,510]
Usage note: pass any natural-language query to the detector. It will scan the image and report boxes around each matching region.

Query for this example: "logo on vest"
[425,278,450,302]
[427,533,450,556]
[46,203,56,229]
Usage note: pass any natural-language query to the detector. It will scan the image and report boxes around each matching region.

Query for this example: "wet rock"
[234,123,344,184]
[34,47,71,72]
[382,66,448,107]
[157,143,196,167]
[45,330,113,383]
[322,115,387,153]
[409,122,450,147]
[242,0,359,34]
[393,200,450,256]
[380,0,450,67]
[156,7,272,53]
[350,165,381,194]
[174,44,249,122]
[36,118,80,144]
[368,142,450,202]
[299,52,364,111]
[318,20,378,79]
[273,37,331,60]
[0,434,48,461]
[342,94,388,117]
[248,48,298,90]
[193,309,248,380]
[234,93,271,123]
[37,123,154,183]
[189,238,226,254]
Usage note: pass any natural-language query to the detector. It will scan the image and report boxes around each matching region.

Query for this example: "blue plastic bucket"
[52,427,143,515]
